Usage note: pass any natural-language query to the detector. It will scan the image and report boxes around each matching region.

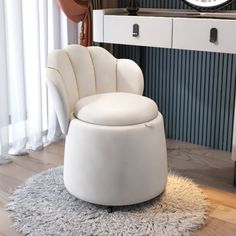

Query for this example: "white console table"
[93,8,236,183]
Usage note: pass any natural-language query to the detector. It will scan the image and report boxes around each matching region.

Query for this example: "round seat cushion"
[74,92,158,126]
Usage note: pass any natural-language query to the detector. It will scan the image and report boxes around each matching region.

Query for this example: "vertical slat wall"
[117,0,236,151]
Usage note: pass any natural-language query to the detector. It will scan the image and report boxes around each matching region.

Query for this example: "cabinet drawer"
[104,15,172,48]
[173,18,236,54]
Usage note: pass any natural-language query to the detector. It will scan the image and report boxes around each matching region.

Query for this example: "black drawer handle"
[133,24,139,37]
[210,28,218,43]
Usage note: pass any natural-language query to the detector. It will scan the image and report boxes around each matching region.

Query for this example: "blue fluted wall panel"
[116,0,236,151]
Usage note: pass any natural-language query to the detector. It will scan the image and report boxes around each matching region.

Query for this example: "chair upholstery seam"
[64,51,80,98]
[116,59,118,92]
[47,67,72,112]
[46,67,72,130]
[88,49,98,94]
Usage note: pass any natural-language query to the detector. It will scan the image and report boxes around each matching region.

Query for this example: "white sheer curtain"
[0,0,79,164]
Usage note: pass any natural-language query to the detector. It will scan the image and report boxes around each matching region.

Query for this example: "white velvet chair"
[46,44,168,206]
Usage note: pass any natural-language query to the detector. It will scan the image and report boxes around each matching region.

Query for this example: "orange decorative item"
[56,0,92,46]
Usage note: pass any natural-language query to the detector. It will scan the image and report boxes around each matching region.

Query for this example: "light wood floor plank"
[210,204,236,225]
[193,217,236,236]
[0,207,21,236]
[201,186,236,209]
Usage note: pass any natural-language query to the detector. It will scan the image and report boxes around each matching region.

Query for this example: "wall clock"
[183,0,234,10]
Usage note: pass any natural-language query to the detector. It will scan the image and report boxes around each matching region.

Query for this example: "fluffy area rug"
[7,166,208,236]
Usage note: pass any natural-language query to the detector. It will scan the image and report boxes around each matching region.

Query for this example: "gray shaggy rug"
[7,166,208,236]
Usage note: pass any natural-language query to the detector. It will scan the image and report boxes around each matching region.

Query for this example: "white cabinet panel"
[173,18,236,53]
[104,15,172,48]
[93,10,104,42]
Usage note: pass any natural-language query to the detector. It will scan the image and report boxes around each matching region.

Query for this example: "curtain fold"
[92,0,102,9]
[0,0,10,164]
[0,0,79,164]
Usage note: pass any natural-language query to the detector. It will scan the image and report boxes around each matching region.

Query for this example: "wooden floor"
[0,139,236,236]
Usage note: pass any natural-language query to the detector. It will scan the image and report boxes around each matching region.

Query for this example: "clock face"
[183,0,233,9]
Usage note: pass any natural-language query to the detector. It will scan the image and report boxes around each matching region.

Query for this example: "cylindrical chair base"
[64,112,168,206]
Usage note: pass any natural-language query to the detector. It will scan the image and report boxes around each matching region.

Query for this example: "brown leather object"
[56,0,92,46]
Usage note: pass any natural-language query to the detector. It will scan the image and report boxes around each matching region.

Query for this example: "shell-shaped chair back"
[46,45,144,134]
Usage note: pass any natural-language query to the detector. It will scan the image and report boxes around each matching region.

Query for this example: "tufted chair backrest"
[47,45,117,113]
[46,44,144,134]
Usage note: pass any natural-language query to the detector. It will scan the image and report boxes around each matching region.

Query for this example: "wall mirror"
[183,0,234,10]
